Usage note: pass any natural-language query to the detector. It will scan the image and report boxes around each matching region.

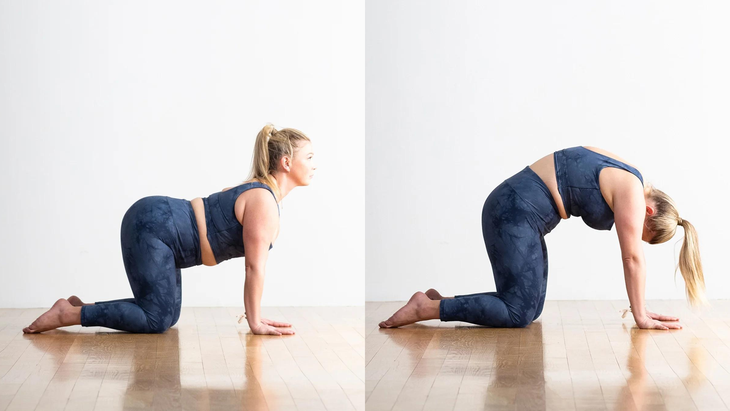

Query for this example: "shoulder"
[600,167,645,212]
[240,186,278,216]
[608,170,645,215]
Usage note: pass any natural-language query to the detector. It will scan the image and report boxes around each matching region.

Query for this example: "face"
[283,141,316,186]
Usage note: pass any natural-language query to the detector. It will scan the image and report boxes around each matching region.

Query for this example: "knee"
[170,309,181,328]
[508,310,534,328]
[146,316,172,334]
[532,307,544,323]
[512,317,532,328]
[147,323,170,334]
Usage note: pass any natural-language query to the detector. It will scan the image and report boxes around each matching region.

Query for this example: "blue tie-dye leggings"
[79,196,202,333]
[439,166,562,328]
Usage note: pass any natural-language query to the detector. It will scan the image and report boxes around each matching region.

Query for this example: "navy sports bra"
[202,182,279,264]
[554,146,644,231]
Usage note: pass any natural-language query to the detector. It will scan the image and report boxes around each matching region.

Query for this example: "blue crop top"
[202,182,279,264]
[554,146,644,231]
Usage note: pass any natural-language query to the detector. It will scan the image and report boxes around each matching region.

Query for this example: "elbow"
[245,261,265,274]
[622,255,641,265]
[622,255,644,273]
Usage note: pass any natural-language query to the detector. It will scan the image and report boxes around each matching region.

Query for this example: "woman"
[379,146,705,331]
[23,124,316,336]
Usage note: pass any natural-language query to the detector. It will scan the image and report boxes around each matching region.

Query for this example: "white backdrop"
[366,1,728,303]
[0,0,364,307]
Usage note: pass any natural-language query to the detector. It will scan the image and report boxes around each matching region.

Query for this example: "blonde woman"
[23,125,316,335]
[380,146,704,330]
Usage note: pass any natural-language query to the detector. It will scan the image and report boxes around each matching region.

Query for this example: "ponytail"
[676,219,708,307]
[646,186,708,307]
[247,124,310,200]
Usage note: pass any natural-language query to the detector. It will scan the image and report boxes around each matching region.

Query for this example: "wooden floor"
[367,300,730,411]
[0,306,364,411]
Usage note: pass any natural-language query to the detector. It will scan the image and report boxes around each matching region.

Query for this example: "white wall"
[366,1,729,303]
[0,0,364,307]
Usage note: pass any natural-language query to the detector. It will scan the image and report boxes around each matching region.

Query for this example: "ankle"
[419,299,440,320]
[62,306,82,326]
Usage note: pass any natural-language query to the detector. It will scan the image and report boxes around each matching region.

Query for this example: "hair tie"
[678,218,684,226]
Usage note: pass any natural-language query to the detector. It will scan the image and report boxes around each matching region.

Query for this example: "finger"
[261,319,291,327]
[276,327,296,335]
[270,328,282,336]
[657,316,679,322]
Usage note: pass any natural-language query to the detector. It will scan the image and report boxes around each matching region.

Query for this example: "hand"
[261,318,292,328]
[646,311,679,322]
[635,314,683,330]
[249,319,295,336]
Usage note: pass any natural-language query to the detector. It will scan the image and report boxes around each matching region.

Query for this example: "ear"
[646,204,656,216]
[280,155,292,172]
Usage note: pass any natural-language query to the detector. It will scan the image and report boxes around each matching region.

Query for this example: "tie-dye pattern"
[79,196,201,333]
[554,146,644,231]
[440,166,561,328]
[440,147,646,328]
[203,182,278,265]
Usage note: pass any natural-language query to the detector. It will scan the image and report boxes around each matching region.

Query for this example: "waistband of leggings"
[184,200,203,267]
[166,197,203,267]
[507,166,561,231]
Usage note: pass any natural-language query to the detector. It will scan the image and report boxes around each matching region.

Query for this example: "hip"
[121,196,202,268]
[483,166,562,236]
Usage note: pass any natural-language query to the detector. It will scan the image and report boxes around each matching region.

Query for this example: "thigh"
[532,236,549,322]
[481,184,546,312]
[171,268,182,327]
[121,200,181,329]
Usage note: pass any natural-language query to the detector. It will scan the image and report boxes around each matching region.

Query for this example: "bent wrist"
[244,313,261,328]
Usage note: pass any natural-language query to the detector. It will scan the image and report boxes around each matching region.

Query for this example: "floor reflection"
[373,319,719,410]
[22,327,271,410]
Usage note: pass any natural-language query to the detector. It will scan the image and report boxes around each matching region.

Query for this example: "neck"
[643,185,652,200]
[270,171,296,202]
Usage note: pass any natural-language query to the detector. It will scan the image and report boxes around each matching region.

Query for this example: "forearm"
[623,258,647,320]
[244,267,265,326]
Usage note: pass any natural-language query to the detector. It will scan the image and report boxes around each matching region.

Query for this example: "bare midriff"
[189,183,280,268]
[190,197,218,267]
[528,146,642,220]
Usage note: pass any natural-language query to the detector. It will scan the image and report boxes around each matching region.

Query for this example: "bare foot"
[425,288,443,300]
[22,298,80,334]
[379,292,435,328]
[67,295,93,307]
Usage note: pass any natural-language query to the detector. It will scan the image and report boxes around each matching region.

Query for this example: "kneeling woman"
[380,146,704,331]
[23,124,316,335]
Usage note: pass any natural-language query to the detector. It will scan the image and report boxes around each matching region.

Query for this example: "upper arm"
[612,177,646,262]
[241,189,279,271]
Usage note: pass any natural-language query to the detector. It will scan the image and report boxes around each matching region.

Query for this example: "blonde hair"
[247,124,310,200]
[645,184,707,307]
